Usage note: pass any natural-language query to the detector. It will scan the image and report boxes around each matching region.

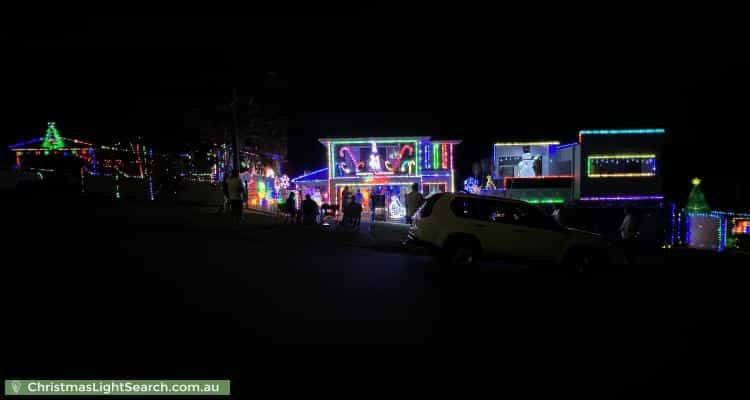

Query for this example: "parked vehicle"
[0,168,43,191]
[405,193,607,271]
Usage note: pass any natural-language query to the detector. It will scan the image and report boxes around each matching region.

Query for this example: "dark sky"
[2,8,750,208]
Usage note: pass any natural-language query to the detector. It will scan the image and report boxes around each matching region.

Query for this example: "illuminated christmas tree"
[686,177,710,212]
[41,121,66,150]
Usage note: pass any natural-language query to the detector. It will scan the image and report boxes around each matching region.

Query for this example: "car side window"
[478,200,515,223]
[450,197,478,219]
[511,204,559,230]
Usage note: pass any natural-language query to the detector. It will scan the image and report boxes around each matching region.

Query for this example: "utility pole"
[231,88,241,172]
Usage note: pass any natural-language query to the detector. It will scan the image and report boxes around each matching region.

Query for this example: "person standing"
[216,173,231,214]
[619,206,641,264]
[342,186,352,206]
[551,203,563,225]
[226,169,245,222]
[285,192,297,224]
[405,182,424,224]
[301,194,319,225]
[351,197,363,228]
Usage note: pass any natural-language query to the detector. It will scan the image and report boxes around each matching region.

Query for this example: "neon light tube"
[579,129,664,135]
[495,141,560,146]
[579,195,664,201]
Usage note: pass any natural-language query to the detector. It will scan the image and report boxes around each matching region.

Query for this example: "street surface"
[3,192,750,397]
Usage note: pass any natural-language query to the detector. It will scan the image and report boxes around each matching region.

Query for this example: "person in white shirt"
[619,206,640,264]
[551,204,563,225]
[619,206,639,240]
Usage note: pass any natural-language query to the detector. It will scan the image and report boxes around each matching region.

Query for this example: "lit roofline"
[579,129,665,135]
[319,137,430,145]
[494,141,560,146]
[291,167,328,182]
[9,136,95,150]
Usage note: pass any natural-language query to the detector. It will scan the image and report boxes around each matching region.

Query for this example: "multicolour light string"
[587,154,657,178]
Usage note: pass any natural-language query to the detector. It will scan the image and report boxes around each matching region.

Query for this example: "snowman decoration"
[389,195,405,219]
[368,141,382,172]
[517,146,539,177]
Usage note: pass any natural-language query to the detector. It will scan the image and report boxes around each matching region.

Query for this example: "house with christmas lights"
[159,136,289,209]
[291,167,329,206]
[295,137,461,220]
[9,122,98,175]
[675,178,750,252]
[8,122,155,200]
[477,129,666,205]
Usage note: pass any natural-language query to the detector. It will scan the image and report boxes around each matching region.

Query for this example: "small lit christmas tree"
[41,121,66,150]
[686,177,710,212]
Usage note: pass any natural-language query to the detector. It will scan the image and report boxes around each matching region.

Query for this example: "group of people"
[283,191,320,225]
[340,186,363,227]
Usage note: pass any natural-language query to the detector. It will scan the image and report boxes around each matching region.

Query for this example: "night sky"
[3,9,750,209]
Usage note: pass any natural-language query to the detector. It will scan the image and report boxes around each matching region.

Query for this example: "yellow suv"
[406,193,606,270]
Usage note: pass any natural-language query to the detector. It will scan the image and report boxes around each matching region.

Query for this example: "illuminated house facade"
[9,122,98,175]
[678,178,750,252]
[8,122,155,200]
[487,129,665,204]
[576,129,664,202]
[317,136,460,219]
[492,141,575,204]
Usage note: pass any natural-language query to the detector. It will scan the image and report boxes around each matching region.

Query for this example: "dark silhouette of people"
[301,194,319,225]
[342,196,363,228]
[351,198,363,228]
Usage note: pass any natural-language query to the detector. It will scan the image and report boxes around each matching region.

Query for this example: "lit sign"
[332,140,419,178]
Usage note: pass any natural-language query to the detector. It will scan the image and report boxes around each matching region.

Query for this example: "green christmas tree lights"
[41,121,66,150]
[686,177,711,212]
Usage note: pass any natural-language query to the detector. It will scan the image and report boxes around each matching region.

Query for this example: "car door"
[446,196,485,239]
[504,203,568,262]
[475,199,526,257]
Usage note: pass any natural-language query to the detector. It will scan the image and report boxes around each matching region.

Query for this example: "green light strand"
[432,144,439,170]
[522,198,565,204]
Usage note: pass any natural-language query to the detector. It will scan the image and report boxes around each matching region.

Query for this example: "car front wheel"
[439,237,480,267]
